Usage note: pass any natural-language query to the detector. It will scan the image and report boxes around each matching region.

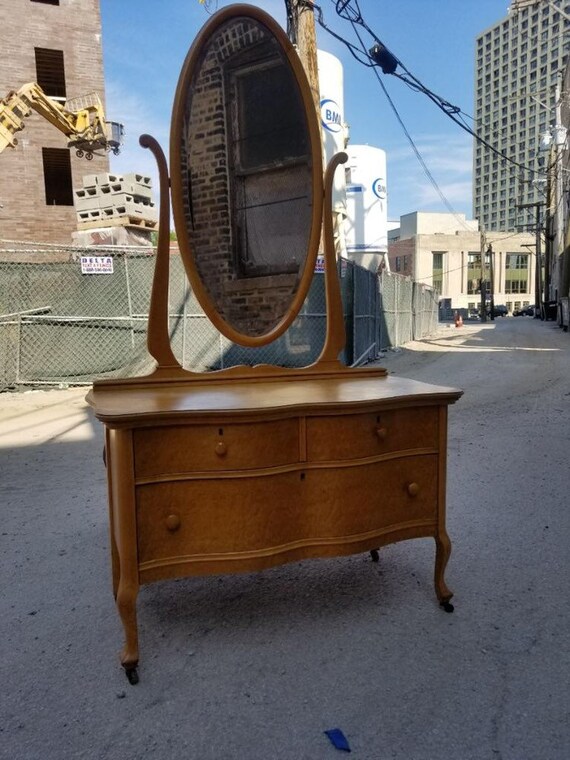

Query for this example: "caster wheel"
[124,667,139,685]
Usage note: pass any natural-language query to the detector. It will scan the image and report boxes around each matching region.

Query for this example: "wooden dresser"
[87,5,462,683]
[89,374,461,681]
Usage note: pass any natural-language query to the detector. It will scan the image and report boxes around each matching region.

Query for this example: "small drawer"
[136,471,304,564]
[306,406,438,462]
[302,454,439,534]
[134,418,300,478]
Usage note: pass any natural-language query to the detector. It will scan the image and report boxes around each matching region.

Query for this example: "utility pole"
[287,1,320,118]
[562,211,570,301]
[536,205,544,317]
[518,201,544,317]
[287,0,330,260]
[480,226,487,322]
[552,76,565,302]
[545,163,553,306]
[488,243,495,321]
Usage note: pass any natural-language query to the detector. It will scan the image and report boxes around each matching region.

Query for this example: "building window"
[505,279,528,294]
[467,251,491,295]
[505,253,528,293]
[35,47,66,99]
[432,251,444,292]
[42,148,73,205]
[468,252,481,294]
[31,0,59,3]
[505,253,528,269]
[395,256,401,272]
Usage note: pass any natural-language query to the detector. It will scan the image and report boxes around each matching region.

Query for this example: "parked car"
[490,304,508,318]
[513,304,535,316]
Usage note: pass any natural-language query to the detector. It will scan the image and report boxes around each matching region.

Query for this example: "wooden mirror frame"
[170,4,324,347]
[92,4,386,386]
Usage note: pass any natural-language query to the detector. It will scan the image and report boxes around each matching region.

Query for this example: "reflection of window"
[228,49,310,278]
[42,147,73,205]
[35,47,66,99]
[234,63,307,171]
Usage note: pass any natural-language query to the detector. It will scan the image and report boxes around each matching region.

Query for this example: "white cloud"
[388,133,472,172]
[385,132,473,217]
[413,180,473,208]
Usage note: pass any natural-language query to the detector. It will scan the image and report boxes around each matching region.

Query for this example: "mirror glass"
[173,12,318,340]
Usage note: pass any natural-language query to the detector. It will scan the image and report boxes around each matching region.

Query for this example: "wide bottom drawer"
[136,455,438,569]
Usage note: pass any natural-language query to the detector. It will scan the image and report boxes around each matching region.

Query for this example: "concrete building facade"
[0,0,109,244]
[473,0,570,232]
[388,212,536,315]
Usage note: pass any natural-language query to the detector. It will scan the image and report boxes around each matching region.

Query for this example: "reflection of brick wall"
[182,19,302,337]
[224,273,298,336]
[185,48,230,306]
[0,0,109,243]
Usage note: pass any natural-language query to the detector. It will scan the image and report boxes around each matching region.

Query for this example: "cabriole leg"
[117,580,140,684]
[434,532,454,612]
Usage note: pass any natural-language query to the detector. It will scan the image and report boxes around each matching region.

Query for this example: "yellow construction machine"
[0,82,123,159]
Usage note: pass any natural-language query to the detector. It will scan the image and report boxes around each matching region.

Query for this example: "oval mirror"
[170,5,323,346]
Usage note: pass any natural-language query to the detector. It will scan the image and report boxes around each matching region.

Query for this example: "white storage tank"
[344,144,388,273]
[317,50,346,215]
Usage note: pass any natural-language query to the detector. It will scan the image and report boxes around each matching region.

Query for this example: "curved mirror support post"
[314,151,348,368]
[140,134,183,374]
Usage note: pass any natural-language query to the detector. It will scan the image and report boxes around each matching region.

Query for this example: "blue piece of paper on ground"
[324,728,351,752]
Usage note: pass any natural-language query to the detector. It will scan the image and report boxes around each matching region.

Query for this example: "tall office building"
[0,0,109,243]
[473,0,570,231]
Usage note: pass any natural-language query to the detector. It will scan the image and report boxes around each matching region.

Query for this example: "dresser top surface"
[87,373,462,425]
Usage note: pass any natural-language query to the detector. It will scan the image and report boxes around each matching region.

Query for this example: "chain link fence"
[0,247,439,390]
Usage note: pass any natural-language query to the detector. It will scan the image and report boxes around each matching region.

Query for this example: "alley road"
[0,316,569,760]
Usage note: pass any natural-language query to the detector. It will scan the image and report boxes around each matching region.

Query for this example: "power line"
[367,53,473,229]
[318,1,475,231]
[310,0,540,178]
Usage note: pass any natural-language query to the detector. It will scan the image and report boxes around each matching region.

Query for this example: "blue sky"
[100,0,511,223]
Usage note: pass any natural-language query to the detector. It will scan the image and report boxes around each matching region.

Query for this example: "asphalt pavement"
[1,316,569,760]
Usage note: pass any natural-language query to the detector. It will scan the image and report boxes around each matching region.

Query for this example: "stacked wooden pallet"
[74,173,158,229]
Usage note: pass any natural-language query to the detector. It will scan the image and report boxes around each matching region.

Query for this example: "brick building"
[0,0,109,244]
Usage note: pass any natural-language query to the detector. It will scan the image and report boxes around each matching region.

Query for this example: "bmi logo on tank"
[372,178,387,199]
[320,98,342,133]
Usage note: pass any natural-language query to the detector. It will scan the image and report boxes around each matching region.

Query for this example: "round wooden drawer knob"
[215,441,227,457]
[165,514,181,532]
[407,482,420,497]
[376,427,388,440]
